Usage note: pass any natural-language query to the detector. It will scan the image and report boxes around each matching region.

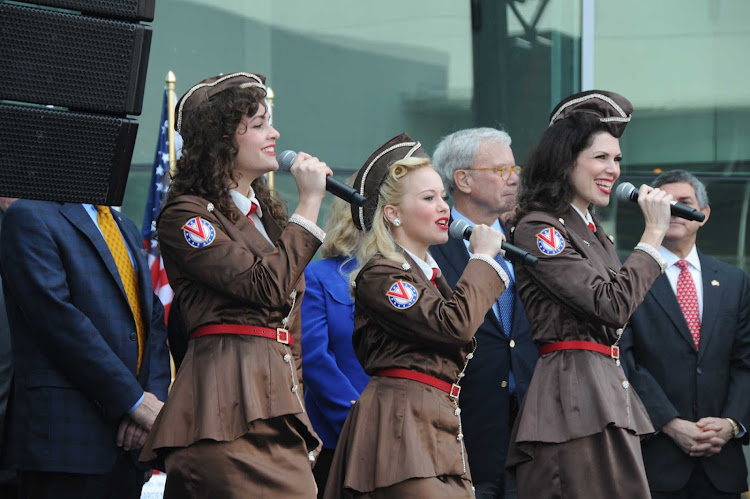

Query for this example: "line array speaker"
[14,0,155,22]
[0,3,152,116]
[0,104,138,206]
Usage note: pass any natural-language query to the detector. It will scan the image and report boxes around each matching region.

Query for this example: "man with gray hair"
[430,128,537,499]
[622,170,750,498]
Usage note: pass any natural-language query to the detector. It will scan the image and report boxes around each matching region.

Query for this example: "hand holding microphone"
[278,150,366,207]
[283,151,332,202]
[616,182,703,222]
[449,220,538,267]
[467,223,506,259]
[616,182,675,249]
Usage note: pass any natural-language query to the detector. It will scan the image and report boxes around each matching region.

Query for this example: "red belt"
[538,340,619,360]
[376,368,461,399]
[191,324,292,346]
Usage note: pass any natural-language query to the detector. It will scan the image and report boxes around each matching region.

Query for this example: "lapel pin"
[402,263,411,271]
[608,235,614,243]
[711,280,720,286]
[206,202,214,212]
[558,218,565,226]
[582,240,591,246]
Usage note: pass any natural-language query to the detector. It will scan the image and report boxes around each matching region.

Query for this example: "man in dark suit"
[0,200,170,499]
[430,128,537,499]
[622,170,750,499]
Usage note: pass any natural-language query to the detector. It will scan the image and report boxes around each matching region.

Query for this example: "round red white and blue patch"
[182,216,216,248]
[386,280,419,309]
[536,227,565,256]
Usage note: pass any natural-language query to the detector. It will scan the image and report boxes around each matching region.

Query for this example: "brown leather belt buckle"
[276,328,290,345]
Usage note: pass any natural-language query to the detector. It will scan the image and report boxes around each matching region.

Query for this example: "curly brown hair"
[168,86,288,225]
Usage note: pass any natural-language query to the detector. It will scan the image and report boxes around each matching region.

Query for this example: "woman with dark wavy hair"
[140,72,331,498]
[506,91,673,497]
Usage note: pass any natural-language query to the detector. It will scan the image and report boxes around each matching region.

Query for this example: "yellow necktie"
[96,206,146,375]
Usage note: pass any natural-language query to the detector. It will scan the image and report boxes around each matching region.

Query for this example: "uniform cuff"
[289,214,325,243]
[470,254,510,289]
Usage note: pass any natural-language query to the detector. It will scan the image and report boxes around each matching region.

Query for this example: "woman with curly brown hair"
[140,72,332,498]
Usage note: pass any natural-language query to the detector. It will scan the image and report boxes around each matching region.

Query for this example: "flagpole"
[266,86,275,190]
[166,71,177,179]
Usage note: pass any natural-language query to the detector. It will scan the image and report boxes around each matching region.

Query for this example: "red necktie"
[588,222,596,233]
[675,260,701,349]
[429,268,438,288]
[246,201,259,226]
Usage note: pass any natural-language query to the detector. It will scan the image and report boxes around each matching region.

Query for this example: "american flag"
[141,87,174,319]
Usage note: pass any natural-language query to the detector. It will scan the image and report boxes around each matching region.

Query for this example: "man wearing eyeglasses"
[430,128,537,499]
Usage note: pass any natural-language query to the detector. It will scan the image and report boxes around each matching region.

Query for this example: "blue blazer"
[430,230,538,484]
[301,256,369,449]
[0,201,170,474]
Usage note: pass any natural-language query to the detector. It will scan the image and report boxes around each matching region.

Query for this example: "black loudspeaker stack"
[0,0,156,205]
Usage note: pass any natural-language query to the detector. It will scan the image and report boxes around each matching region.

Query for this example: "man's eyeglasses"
[463,165,522,180]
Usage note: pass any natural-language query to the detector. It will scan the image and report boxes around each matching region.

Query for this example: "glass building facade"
[121,0,749,270]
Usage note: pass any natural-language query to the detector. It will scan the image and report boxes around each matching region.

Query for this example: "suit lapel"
[434,220,471,280]
[697,252,720,360]
[650,274,697,352]
[60,204,129,301]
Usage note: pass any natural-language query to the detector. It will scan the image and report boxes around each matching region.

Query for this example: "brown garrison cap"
[548,90,633,138]
[352,133,427,231]
[175,72,266,133]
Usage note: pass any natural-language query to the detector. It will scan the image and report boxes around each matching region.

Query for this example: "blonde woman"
[324,134,509,498]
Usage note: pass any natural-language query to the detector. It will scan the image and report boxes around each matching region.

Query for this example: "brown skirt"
[162,416,316,499]
[513,425,651,498]
[332,475,473,498]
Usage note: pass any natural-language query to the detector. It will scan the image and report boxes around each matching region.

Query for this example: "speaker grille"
[18,0,155,22]
[0,3,152,115]
[0,104,138,205]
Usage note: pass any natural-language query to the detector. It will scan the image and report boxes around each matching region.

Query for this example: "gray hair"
[432,127,512,194]
[652,169,709,208]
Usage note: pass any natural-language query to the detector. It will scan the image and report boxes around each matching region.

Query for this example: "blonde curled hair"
[320,174,364,259]
[350,156,433,288]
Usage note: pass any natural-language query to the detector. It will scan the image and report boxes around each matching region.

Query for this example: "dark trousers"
[18,451,143,499]
[313,447,335,499]
[651,462,741,499]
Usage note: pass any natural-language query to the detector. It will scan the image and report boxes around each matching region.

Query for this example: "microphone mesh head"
[615,182,635,201]
[448,219,468,240]
[277,150,297,172]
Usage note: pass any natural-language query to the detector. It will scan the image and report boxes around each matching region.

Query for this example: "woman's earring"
[393,219,401,227]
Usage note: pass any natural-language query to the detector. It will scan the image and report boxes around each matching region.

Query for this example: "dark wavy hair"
[512,113,610,224]
[167,86,288,225]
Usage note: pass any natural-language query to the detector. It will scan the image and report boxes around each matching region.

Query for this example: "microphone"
[449,220,538,267]
[277,150,366,207]
[615,182,705,222]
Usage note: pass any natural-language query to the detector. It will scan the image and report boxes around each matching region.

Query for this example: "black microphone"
[277,150,366,207]
[449,220,538,267]
[615,182,705,222]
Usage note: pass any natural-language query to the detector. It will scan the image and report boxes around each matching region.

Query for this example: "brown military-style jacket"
[140,194,322,465]
[324,251,506,495]
[507,206,661,465]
